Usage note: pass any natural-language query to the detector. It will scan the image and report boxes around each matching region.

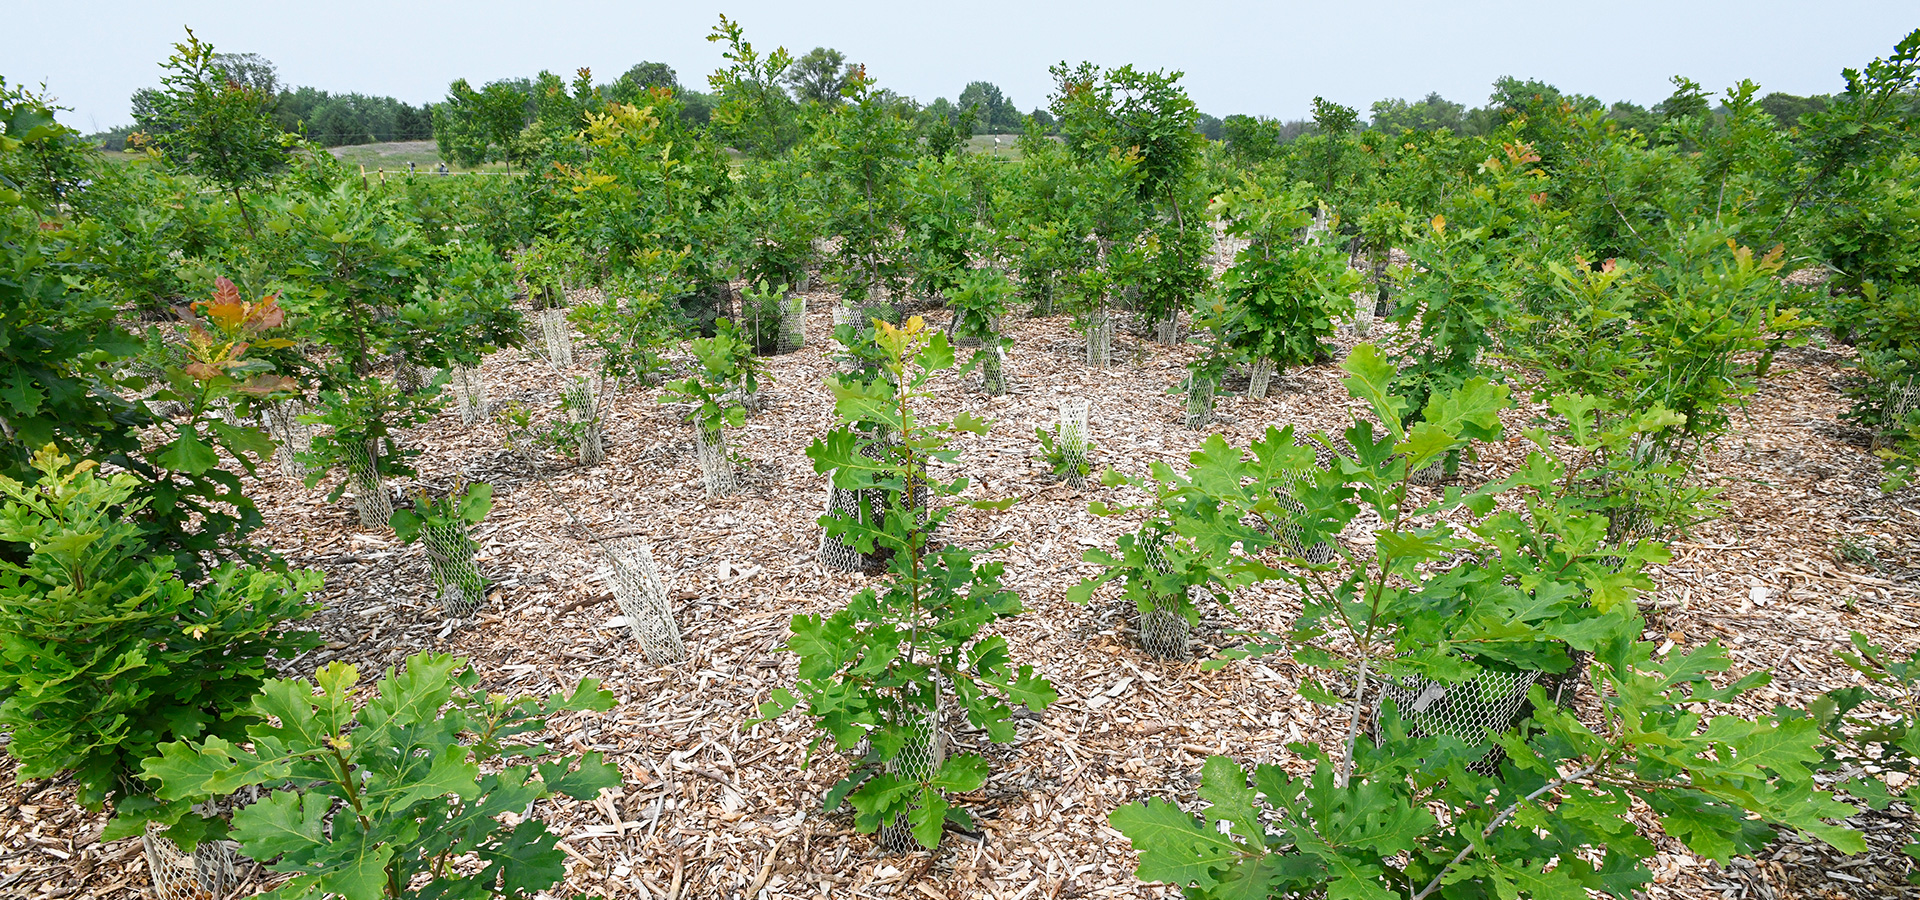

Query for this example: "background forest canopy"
[82,38,1848,156]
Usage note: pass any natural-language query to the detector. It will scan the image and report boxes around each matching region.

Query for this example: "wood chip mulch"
[4,255,1917,900]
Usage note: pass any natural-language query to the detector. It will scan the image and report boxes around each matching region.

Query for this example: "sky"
[10,1,1917,134]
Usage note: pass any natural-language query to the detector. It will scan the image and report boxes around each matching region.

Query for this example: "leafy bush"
[1213,178,1360,373]
[139,652,620,899]
[0,448,320,826]
[390,482,493,611]
[660,318,767,434]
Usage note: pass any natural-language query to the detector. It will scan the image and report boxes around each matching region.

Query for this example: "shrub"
[139,652,620,899]
[0,447,319,827]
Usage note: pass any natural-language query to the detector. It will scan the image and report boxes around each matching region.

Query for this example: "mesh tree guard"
[745,292,807,355]
[1372,655,1585,774]
[522,315,553,365]
[265,399,315,481]
[1877,376,1920,449]
[1247,358,1276,399]
[1153,313,1180,346]
[1184,374,1215,430]
[564,378,605,466]
[143,822,239,900]
[780,295,806,352]
[1271,447,1337,564]
[1085,309,1113,367]
[392,352,428,394]
[817,434,928,574]
[600,537,687,664]
[422,521,485,617]
[540,307,574,368]
[345,440,392,530]
[1136,539,1191,660]
[980,346,1009,396]
[1352,289,1375,336]
[832,305,858,373]
[695,421,736,498]
[451,365,486,425]
[1060,399,1092,489]
[876,688,946,853]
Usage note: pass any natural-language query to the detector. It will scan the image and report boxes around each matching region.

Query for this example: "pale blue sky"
[11,1,1916,134]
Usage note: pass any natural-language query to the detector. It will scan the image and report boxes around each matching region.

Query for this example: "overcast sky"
[11,1,1917,134]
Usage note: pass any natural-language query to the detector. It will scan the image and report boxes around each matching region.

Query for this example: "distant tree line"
[87,43,1848,163]
[95,51,434,150]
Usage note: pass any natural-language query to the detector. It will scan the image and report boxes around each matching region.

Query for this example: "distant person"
[438,162,449,175]
[408,161,416,175]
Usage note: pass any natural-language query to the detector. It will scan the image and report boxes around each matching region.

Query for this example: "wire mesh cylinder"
[603,537,687,664]
[1085,309,1113,367]
[143,823,238,900]
[1184,374,1215,430]
[265,399,315,481]
[695,421,736,498]
[1352,290,1375,337]
[980,346,1008,396]
[451,365,487,425]
[1877,376,1920,449]
[780,295,806,353]
[346,441,392,530]
[565,378,605,466]
[817,479,873,573]
[423,522,484,617]
[1247,358,1276,399]
[876,689,946,853]
[1060,399,1091,489]
[540,307,574,368]
[1153,313,1180,346]
[1136,539,1191,660]
[1374,666,1543,773]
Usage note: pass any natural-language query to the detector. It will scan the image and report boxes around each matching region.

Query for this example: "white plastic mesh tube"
[423,522,485,617]
[1247,358,1276,399]
[1059,399,1091,489]
[143,823,238,900]
[540,307,574,368]
[876,687,946,853]
[602,537,687,664]
[1085,309,1113,367]
[345,440,392,530]
[265,399,315,481]
[1183,374,1214,430]
[565,378,605,466]
[451,366,487,425]
[695,420,736,498]
[1136,539,1190,660]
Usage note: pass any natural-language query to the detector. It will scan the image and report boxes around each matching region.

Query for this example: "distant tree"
[134,28,287,235]
[1028,107,1055,133]
[432,78,530,170]
[1758,91,1829,127]
[1194,112,1223,141]
[1221,114,1282,161]
[210,52,279,95]
[621,61,680,92]
[1368,92,1467,133]
[1654,76,1710,122]
[958,80,1020,133]
[1605,100,1660,137]
[785,47,856,106]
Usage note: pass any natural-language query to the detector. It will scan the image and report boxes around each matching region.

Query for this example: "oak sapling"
[754,317,1057,850]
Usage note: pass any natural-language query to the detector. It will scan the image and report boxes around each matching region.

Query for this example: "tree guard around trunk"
[422,521,485,617]
[345,439,392,530]
[565,378,605,466]
[876,687,946,853]
[1352,289,1375,336]
[601,536,687,664]
[540,307,574,368]
[1060,398,1092,490]
[265,398,315,481]
[1153,313,1179,346]
[1136,539,1191,660]
[144,822,239,900]
[1085,309,1113,368]
[1877,376,1920,449]
[1372,653,1586,773]
[695,420,736,498]
[1247,358,1276,399]
[451,365,487,425]
[980,346,1009,396]
[1184,374,1215,430]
